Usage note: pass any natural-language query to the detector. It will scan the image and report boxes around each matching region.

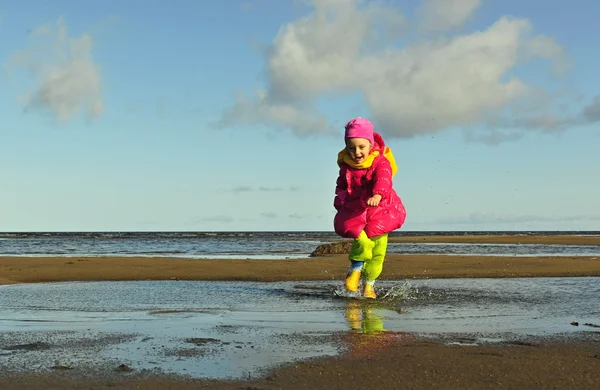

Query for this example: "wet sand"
[1,253,600,285]
[1,336,599,389]
[388,233,600,245]
[2,234,600,388]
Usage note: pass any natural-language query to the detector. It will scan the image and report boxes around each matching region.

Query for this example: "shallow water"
[1,277,599,379]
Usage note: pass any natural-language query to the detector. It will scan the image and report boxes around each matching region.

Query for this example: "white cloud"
[258,186,284,192]
[231,186,253,194]
[228,186,299,193]
[218,90,338,136]
[6,18,103,122]
[201,216,234,223]
[220,0,591,144]
[418,0,481,32]
[583,96,600,122]
[464,129,524,145]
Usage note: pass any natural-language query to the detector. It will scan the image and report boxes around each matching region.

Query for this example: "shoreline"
[3,233,600,286]
[1,334,599,389]
[2,253,600,285]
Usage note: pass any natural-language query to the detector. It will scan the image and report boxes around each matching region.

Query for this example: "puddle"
[0,277,599,380]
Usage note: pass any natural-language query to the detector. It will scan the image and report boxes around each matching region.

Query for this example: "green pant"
[348,231,388,282]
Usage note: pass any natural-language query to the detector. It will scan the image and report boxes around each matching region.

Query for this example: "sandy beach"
[2,254,600,285]
[2,234,600,389]
[1,253,600,285]
[387,233,600,246]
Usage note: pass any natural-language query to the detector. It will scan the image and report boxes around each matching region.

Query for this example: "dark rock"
[52,364,73,370]
[507,340,539,347]
[3,342,51,351]
[185,337,220,345]
[310,240,353,257]
[116,363,133,372]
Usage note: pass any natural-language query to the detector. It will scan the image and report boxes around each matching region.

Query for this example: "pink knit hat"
[344,117,374,145]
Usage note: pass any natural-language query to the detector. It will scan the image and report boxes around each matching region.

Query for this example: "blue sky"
[0,0,599,232]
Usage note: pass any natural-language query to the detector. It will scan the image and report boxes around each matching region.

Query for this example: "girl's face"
[345,137,372,164]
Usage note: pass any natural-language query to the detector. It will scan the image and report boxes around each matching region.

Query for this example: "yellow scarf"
[337,146,398,177]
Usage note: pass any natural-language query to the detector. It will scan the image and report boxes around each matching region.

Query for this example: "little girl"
[334,117,406,299]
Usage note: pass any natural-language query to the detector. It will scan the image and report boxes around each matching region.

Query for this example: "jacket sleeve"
[371,157,394,199]
[334,167,347,210]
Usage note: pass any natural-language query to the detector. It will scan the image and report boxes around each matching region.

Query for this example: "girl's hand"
[367,194,382,207]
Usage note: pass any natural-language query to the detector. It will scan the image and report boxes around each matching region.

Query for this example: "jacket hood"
[337,131,398,177]
[372,132,385,152]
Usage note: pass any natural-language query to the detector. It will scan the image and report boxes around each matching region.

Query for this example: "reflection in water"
[345,300,386,334]
[343,300,413,360]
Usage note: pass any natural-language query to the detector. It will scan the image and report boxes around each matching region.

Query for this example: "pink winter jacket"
[334,133,406,239]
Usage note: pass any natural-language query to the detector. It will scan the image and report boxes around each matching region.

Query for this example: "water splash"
[333,286,362,299]
[378,281,413,301]
[332,281,415,302]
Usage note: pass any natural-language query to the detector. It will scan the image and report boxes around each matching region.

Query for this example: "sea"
[1,230,599,259]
